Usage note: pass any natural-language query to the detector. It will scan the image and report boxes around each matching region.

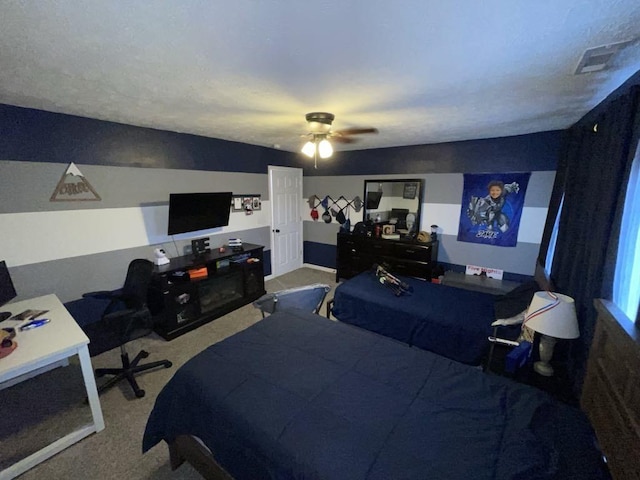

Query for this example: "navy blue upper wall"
[0,103,301,173]
[302,130,562,176]
[1,103,562,176]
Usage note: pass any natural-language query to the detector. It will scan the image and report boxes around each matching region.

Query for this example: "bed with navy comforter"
[331,270,497,365]
[143,308,606,480]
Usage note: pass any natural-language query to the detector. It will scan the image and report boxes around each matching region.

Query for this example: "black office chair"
[80,259,172,398]
[253,284,331,318]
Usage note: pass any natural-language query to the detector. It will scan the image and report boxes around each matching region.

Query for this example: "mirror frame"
[363,178,424,236]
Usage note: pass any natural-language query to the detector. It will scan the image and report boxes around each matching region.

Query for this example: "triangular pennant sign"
[50,163,101,202]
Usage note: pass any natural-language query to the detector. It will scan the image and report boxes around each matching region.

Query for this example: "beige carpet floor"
[0,267,338,480]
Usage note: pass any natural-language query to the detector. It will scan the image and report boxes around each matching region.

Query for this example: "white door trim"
[268,165,303,277]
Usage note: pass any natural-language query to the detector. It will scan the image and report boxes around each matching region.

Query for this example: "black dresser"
[336,233,438,282]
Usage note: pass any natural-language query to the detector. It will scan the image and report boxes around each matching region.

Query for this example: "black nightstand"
[513,363,577,405]
[485,342,578,406]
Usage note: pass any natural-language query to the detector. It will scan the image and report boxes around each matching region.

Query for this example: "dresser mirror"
[363,179,423,236]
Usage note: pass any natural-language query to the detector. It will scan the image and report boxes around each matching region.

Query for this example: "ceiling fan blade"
[333,127,378,136]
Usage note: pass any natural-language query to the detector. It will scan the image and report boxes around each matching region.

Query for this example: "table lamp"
[523,291,579,377]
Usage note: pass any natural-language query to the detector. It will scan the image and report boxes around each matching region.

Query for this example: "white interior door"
[269,166,303,277]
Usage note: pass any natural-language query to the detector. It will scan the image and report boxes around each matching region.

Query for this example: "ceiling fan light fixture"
[318,138,333,159]
[301,140,315,158]
[301,112,375,167]
[305,112,335,125]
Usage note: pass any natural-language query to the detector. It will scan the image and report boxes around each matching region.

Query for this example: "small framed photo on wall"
[403,182,418,199]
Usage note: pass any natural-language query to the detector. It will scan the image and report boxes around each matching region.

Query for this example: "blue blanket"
[143,310,606,480]
[332,271,496,364]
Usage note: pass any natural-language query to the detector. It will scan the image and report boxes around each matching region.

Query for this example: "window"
[545,194,564,276]
[613,143,640,322]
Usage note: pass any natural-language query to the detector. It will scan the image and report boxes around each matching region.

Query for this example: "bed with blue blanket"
[330,270,498,365]
[143,308,607,480]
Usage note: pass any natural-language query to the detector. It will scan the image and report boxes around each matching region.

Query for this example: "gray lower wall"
[9,226,271,303]
[2,161,554,303]
[303,172,555,276]
[0,160,269,214]
[1,160,273,303]
[1,104,560,302]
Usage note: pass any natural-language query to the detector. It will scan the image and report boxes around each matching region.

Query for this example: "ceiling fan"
[301,112,378,168]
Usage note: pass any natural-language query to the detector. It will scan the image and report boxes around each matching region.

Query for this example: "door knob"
[273,229,280,233]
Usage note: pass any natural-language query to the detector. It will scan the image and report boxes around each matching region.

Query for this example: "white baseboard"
[303,263,336,274]
[265,264,336,282]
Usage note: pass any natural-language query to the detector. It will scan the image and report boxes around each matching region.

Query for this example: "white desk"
[0,294,105,480]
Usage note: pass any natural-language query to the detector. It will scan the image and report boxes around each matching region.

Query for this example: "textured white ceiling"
[1,1,639,153]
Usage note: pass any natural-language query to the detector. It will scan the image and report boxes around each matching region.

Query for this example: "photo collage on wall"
[457,172,531,247]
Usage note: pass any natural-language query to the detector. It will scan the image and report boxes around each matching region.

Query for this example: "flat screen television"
[167,192,233,236]
[366,191,382,209]
[0,260,17,320]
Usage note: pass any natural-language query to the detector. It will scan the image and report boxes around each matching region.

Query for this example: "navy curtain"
[546,84,640,392]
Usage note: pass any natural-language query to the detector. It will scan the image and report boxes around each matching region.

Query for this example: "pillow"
[493,280,540,319]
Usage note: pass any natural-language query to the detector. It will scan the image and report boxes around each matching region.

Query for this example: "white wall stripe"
[421,203,547,244]
[0,201,271,267]
[518,207,548,244]
[301,201,547,246]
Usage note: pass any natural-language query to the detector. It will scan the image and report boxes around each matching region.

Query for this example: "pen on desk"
[20,318,50,331]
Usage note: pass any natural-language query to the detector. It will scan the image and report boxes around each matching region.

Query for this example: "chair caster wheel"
[136,389,146,398]
[165,361,173,368]
[140,350,149,359]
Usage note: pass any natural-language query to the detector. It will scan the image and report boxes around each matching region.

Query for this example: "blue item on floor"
[505,340,532,374]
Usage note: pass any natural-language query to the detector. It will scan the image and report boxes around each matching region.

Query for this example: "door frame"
[268,165,303,277]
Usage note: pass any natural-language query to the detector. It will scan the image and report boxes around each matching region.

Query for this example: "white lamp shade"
[301,141,315,158]
[524,291,580,339]
[318,138,333,158]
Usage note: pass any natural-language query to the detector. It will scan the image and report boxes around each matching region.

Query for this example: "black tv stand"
[148,243,265,340]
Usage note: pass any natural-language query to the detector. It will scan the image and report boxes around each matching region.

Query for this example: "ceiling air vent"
[575,40,633,74]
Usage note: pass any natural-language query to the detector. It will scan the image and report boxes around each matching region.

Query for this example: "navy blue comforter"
[332,271,496,364]
[143,310,606,480]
